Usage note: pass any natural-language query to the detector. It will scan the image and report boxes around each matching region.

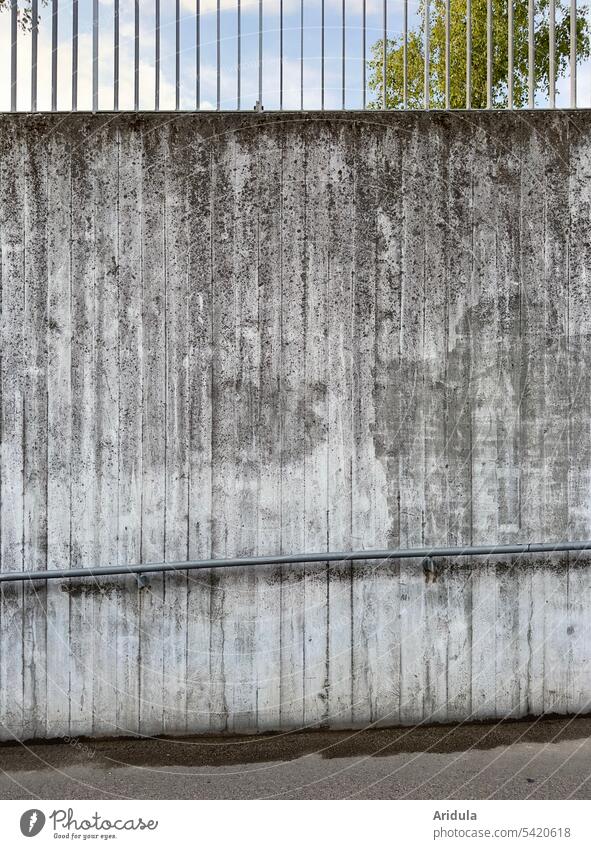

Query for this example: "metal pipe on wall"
[2,540,591,585]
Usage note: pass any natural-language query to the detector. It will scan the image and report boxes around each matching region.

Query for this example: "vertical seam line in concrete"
[302,124,308,724]
[278,126,284,729]
[67,129,73,736]
[137,124,145,737]
[256,127,261,729]
[184,129,191,735]
[162,126,169,731]
[115,120,122,733]
[468,121,475,715]
[325,146,331,725]
[208,136,215,732]
[91,125,98,737]
[349,122,357,725]
[44,129,50,737]
[21,129,27,736]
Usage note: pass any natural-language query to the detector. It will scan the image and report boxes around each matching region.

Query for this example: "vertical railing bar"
[403,0,408,108]
[424,0,429,109]
[10,0,16,112]
[570,0,576,107]
[134,0,139,111]
[321,0,325,110]
[51,0,58,112]
[445,0,450,108]
[528,0,534,107]
[382,0,387,109]
[278,0,282,109]
[31,0,39,112]
[466,0,471,108]
[72,0,79,111]
[362,0,366,109]
[10,0,574,116]
[549,0,555,108]
[342,0,345,109]
[508,0,513,108]
[113,0,119,110]
[155,0,160,110]
[300,0,304,110]
[176,0,181,111]
[486,0,492,107]
[196,0,200,109]
[258,0,262,108]
[218,0,222,110]
[93,0,99,113]
[238,0,242,110]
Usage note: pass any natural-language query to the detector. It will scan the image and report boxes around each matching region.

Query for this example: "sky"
[0,0,588,112]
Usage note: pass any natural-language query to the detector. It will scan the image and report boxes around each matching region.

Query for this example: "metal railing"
[2,0,589,113]
[0,540,590,586]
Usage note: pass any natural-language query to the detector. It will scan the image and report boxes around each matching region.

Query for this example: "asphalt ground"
[1,716,591,799]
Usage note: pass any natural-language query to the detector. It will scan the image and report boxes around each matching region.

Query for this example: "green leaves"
[368,0,590,108]
[1,1,48,31]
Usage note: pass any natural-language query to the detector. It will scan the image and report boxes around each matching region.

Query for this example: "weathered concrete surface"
[0,111,590,741]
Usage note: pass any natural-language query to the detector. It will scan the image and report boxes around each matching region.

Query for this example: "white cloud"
[181,0,298,15]
[180,0,386,17]
[0,5,176,111]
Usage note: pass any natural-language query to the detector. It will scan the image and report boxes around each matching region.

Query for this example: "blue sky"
[0,0,586,111]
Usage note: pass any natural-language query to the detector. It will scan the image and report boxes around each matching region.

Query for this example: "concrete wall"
[0,111,590,741]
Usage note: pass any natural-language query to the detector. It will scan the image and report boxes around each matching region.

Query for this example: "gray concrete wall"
[0,111,590,741]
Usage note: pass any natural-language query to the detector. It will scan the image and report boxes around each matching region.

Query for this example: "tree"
[368,0,590,108]
[0,0,47,29]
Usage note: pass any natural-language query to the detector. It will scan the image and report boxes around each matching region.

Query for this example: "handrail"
[3,0,584,113]
[0,540,590,585]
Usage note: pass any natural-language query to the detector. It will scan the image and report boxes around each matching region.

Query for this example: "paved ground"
[1,717,591,799]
